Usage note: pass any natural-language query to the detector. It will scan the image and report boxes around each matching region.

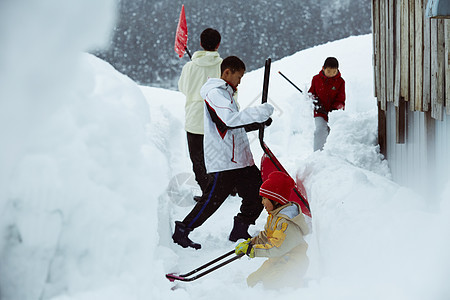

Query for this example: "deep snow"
[1,2,450,300]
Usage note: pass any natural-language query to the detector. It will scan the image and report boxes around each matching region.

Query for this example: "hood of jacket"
[271,202,309,235]
[192,51,222,67]
[200,78,233,99]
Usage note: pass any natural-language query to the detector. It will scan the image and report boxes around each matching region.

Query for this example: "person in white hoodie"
[178,28,222,201]
[173,56,274,249]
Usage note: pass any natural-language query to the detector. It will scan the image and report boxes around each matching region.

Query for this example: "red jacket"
[308,70,345,121]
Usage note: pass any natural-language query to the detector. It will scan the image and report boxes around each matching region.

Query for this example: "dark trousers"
[187,132,213,196]
[182,165,264,230]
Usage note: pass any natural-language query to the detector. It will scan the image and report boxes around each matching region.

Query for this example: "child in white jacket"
[235,171,309,289]
[172,56,274,249]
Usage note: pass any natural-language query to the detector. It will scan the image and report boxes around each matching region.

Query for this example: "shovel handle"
[179,249,235,278]
[278,71,303,94]
[259,58,271,148]
[166,253,244,282]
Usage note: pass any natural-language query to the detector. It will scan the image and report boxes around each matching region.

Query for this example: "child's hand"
[235,238,255,258]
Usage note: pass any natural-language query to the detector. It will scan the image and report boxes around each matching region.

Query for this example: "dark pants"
[182,165,264,229]
[187,132,213,196]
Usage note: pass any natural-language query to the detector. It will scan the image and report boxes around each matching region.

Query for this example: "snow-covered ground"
[1,2,450,300]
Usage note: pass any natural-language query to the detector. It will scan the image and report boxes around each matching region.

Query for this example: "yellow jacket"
[178,51,222,134]
[248,202,309,288]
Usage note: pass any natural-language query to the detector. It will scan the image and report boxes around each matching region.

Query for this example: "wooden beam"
[396,97,406,143]
[380,0,387,110]
[415,0,424,111]
[436,20,445,109]
[400,0,409,101]
[431,19,445,120]
[378,101,387,156]
[409,0,416,110]
[388,0,395,102]
[423,0,432,112]
[394,0,401,106]
[446,20,450,115]
[372,0,380,98]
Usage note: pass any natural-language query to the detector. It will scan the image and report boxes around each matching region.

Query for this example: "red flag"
[174,5,188,58]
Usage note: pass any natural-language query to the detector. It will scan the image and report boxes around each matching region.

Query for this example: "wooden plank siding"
[423,0,432,112]
[400,0,409,102]
[373,0,449,121]
[372,0,379,98]
[446,20,450,115]
[431,19,445,120]
[409,0,415,110]
[373,0,450,199]
[388,0,395,103]
[380,0,387,111]
[415,0,424,111]
[394,0,401,107]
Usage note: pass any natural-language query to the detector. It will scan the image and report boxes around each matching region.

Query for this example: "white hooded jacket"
[200,78,274,173]
[178,51,222,134]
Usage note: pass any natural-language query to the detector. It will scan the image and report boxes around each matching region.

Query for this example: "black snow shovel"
[259,59,312,217]
[165,250,244,282]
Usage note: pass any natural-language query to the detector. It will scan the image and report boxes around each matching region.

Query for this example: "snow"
[1,2,450,300]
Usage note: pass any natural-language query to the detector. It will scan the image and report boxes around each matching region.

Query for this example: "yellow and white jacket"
[248,202,309,288]
[178,51,222,134]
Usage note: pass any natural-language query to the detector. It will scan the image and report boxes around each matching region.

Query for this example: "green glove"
[235,238,255,258]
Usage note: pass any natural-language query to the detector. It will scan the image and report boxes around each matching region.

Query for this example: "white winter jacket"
[200,78,274,173]
[178,51,222,134]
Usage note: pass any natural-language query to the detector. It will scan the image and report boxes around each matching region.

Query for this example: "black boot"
[228,216,251,242]
[172,221,201,249]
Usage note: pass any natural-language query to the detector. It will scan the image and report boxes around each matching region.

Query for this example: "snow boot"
[172,221,201,250]
[228,216,251,242]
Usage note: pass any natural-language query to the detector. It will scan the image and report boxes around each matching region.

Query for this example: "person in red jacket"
[308,57,345,151]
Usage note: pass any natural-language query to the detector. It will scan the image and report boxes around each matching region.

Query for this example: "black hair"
[323,57,339,69]
[221,56,246,75]
[200,28,221,51]
[270,199,282,209]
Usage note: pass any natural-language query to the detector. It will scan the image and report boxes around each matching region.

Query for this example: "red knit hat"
[259,171,295,205]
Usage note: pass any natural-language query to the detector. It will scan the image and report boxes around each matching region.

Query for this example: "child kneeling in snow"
[235,171,309,289]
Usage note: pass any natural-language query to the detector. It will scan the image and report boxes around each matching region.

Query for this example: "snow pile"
[1,1,450,300]
[1,2,165,299]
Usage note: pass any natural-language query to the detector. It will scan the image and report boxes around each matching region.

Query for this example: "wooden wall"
[372,0,450,199]
[372,0,449,126]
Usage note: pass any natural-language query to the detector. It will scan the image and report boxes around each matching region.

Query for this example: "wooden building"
[372,0,449,200]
